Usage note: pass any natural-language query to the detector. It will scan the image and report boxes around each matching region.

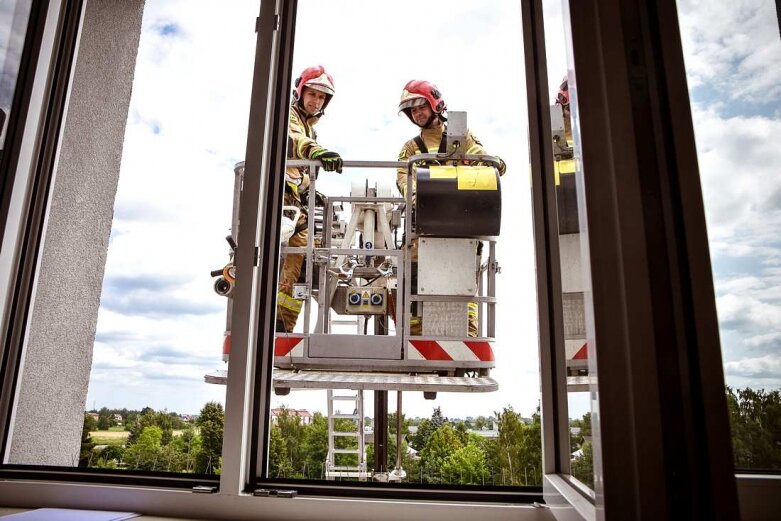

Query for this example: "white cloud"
[678,0,781,104]
[724,353,781,379]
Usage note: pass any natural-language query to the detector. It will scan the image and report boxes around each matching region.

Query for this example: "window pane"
[261,0,542,488]
[0,0,33,152]
[677,0,781,472]
[7,0,258,474]
[542,0,598,494]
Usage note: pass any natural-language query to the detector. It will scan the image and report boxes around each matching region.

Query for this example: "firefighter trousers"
[277,191,308,332]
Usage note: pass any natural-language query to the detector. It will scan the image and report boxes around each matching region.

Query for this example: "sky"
[0,0,32,148]
[82,0,781,421]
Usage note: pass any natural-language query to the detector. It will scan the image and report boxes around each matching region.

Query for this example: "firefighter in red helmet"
[396,80,506,337]
[556,74,573,143]
[277,65,343,333]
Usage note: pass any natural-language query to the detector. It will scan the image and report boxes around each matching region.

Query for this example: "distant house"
[87,412,99,422]
[270,408,312,425]
[469,429,499,440]
[112,414,123,424]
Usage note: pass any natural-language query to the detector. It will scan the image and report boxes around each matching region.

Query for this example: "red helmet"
[398,80,446,115]
[293,65,335,109]
[556,75,569,107]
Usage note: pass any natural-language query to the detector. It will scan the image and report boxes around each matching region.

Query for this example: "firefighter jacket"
[396,120,503,198]
[286,103,328,195]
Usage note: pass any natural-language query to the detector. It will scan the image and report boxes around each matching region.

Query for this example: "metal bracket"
[254,488,298,498]
[192,485,217,494]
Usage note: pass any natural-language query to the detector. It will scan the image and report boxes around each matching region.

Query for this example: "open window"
[0,0,755,519]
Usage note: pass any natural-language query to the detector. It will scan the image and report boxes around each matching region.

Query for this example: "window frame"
[0,0,774,519]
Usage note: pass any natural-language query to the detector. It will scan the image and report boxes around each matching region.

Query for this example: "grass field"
[90,430,128,446]
[89,429,187,446]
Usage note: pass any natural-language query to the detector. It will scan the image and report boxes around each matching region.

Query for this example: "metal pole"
[373,314,388,476]
[395,390,403,472]
[374,389,388,475]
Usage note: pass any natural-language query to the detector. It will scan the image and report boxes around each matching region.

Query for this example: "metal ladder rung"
[332,413,359,419]
[333,449,360,454]
[328,465,366,471]
[331,396,359,401]
[332,432,359,437]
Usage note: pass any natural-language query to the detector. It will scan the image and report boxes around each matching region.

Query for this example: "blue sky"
[678,0,781,391]
[84,0,781,418]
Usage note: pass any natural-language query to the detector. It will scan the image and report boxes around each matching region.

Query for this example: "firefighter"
[556,74,573,143]
[277,65,342,333]
[395,80,506,337]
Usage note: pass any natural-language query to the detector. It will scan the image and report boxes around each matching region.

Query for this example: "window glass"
[0,0,33,153]
[542,0,598,494]
[6,0,257,474]
[677,0,781,471]
[261,0,543,488]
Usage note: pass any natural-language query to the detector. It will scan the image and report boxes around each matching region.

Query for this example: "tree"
[269,424,295,478]
[78,414,97,467]
[726,387,781,470]
[419,424,463,484]
[301,413,329,479]
[494,407,542,486]
[123,426,164,471]
[571,441,594,488]
[195,401,224,474]
[410,407,447,451]
[97,407,115,430]
[441,443,489,485]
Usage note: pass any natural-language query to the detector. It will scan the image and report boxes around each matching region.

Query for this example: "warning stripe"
[464,341,495,362]
[274,336,304,357]
[222,332,231,357]
[572,342,588,360]
[408,340,494,362]
[408,340,453,361]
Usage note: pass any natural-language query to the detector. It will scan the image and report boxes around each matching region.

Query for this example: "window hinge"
[254,246,260,266]
[257,14,280,32]
[254,488,297,498]
[192,485,217,494]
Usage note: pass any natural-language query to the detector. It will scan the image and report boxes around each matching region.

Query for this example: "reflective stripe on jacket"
[287,104,327,192]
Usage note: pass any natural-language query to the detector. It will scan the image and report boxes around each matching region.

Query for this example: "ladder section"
[326,389,368,480]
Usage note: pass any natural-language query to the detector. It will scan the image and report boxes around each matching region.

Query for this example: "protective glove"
[311,149,343,173]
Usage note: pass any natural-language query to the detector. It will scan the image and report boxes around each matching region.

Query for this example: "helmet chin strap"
[419,113,443,129]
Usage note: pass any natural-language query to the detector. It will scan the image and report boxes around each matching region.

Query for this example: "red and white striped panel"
[274,336,305,357]
[407,340,495,362]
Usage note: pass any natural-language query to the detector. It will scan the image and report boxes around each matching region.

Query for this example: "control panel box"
[345,287,387,315]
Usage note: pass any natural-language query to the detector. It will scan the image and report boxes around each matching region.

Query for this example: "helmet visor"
[398,96,427,113]
[305,82,335,97]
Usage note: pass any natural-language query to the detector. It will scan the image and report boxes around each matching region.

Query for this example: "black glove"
[311,149,343,173]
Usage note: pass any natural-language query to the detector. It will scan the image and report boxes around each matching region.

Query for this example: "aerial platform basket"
[271,151,503,391]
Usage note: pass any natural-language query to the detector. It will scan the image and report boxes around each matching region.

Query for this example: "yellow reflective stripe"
[457,166,497,191]
[465,144,483,154]
[429,165,457,178]
[554,159,576,186]
[286,181,299,197]
[467,302,478,316]
[278,292,303,312]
